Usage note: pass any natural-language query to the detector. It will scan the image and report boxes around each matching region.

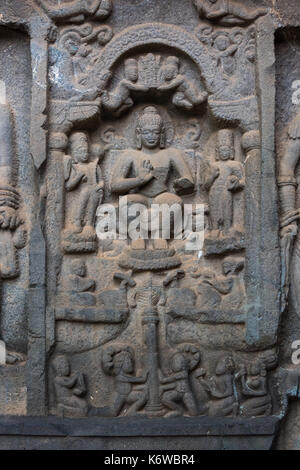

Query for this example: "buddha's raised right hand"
[139,160,154,184]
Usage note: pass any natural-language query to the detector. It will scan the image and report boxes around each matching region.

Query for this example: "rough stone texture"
[0,0,299,450]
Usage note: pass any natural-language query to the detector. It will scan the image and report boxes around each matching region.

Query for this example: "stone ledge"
[0,416,280,450]
[0,416,280,437]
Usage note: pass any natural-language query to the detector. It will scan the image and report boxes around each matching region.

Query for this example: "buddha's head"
[124,58,139,83]
[69,131,89,163]
[136,106,165,150]
[216,129,234,161]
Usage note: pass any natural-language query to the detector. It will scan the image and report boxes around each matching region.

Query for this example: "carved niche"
[38,0,282,422]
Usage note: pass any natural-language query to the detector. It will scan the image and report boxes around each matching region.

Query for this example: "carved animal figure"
[193,0,267,26]
[38,0,112,23]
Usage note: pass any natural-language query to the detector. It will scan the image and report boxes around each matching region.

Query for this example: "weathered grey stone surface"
[0,0,299,450]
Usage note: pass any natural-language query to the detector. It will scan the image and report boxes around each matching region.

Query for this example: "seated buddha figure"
[111,106,195,249]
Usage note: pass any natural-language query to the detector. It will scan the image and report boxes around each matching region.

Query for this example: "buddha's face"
[70,133,89,163]
[140,124,162,149]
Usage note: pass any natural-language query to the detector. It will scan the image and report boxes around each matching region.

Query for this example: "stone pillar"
[142,306,163,416]
[242,130,262,346]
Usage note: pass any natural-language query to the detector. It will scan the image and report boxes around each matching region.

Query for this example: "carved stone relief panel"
[0,0,299,450]
[41,0,280,422]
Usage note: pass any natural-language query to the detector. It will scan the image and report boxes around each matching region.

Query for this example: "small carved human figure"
[52,355,88,417]
[236,359,272,417]
[193,0,267,26]
[38,0,112,23]
[67,259,96,306]
[111,106,194,249]
[158,56,207,110]
[222,256,245,310]
[49,33,111,101]
[160,345,201,417]
[201,129,244,236]
[72,43,94,85]
[102,59,149,116]
[194,268,233,312]
[200,356,238,417]
[102,345,148,416]
[213,33,238,76]
[63,131,104,250]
